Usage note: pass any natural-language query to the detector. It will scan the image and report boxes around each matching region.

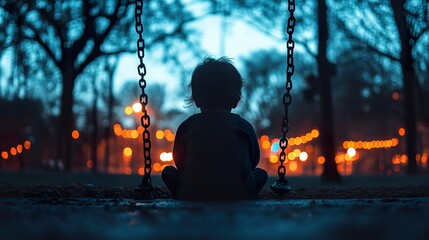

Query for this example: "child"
[162,57,268,201]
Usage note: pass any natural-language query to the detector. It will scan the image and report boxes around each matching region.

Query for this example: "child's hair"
[188,57,243,108]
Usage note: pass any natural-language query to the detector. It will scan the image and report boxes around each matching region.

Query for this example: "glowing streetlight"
[160,152,173,162]
[299,151,308,161]
[132,102,142,113]
[347,147,357,158]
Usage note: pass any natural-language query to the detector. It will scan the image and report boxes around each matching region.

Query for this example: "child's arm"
[250,128,260,169]
[173,124,185,171]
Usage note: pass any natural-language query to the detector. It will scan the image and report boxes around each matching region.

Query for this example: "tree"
[333,0,429,173]
[391,0,420,174]
[317,0,340,182]
[239,49,285,134]
[1,0,201,171]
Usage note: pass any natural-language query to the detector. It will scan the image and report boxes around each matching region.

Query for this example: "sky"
[0,10,286,112]
[113,15,284,97]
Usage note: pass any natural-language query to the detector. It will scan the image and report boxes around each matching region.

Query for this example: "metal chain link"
[135,0,152,189]
[277,0,295,180]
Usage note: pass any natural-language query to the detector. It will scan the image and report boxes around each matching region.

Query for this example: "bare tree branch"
[21,24,60,68]
[415,26,429,40]
[335,18,399,62]
[101,48,134,56]
[70,0,95,60]
[36,5,64,50]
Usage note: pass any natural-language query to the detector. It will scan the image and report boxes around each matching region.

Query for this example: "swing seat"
[271,178,292,194]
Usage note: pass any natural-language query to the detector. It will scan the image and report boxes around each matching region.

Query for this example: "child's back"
[161,57,267,201]
[174,111,259,200]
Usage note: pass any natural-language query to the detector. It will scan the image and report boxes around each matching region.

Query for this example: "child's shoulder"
[195,112,253,128]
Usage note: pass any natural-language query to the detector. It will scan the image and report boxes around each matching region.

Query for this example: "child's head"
[188,57,243,109]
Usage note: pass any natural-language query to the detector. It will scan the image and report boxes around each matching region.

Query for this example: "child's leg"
[250,168,268,197]
[161,166,181,197]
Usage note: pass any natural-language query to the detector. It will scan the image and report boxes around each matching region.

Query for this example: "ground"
[0,171,428,239]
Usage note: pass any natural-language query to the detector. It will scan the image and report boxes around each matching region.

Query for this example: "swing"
[134,0,152,192]
[271,0,295,193]
[134,0,295,194]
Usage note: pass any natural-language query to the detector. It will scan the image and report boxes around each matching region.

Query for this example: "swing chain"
[272,0,295,193]
[278,0,295,178]
[135,0,153,191]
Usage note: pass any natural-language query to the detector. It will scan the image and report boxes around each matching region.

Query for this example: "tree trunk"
[391,0,417,174]
[317,0,341,182]
[57,62,76,172]
[91,87,98,173]
[104,62,115,173]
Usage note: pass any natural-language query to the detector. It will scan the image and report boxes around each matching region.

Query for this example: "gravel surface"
[1,172,428,199]
[1,172,429,239]
[1,183,429,200]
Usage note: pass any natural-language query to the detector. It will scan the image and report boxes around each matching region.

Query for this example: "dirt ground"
[1,171,429,239]
[1,171,428,199]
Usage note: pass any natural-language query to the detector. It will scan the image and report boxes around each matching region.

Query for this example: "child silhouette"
[162,57,268,201]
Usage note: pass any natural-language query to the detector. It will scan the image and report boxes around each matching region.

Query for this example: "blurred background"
[0,0,428,180]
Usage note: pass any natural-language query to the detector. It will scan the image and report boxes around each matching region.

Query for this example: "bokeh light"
[10,147,17,156]
[124,106,133,115]
[132,102,142,112]
[16,144,23,153]
[153,163,162,172]
[87,160,94,169]
[71,130,80,139]
[299,151,308,161]
[123,147,132,157]
[138,167,145,176]
[113,124,122,136]
[262,140,271,150]
[317,156,325,165]
[131,130,139,139]
[392,91,400,101]
[156,130,165,139]
[289,161,297,171]
[398,128,405,136]
[347,148,356,157]
[24,141,31,150]
[160,152,173,162]
[164,129,175,142]
[269,155,279,163]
